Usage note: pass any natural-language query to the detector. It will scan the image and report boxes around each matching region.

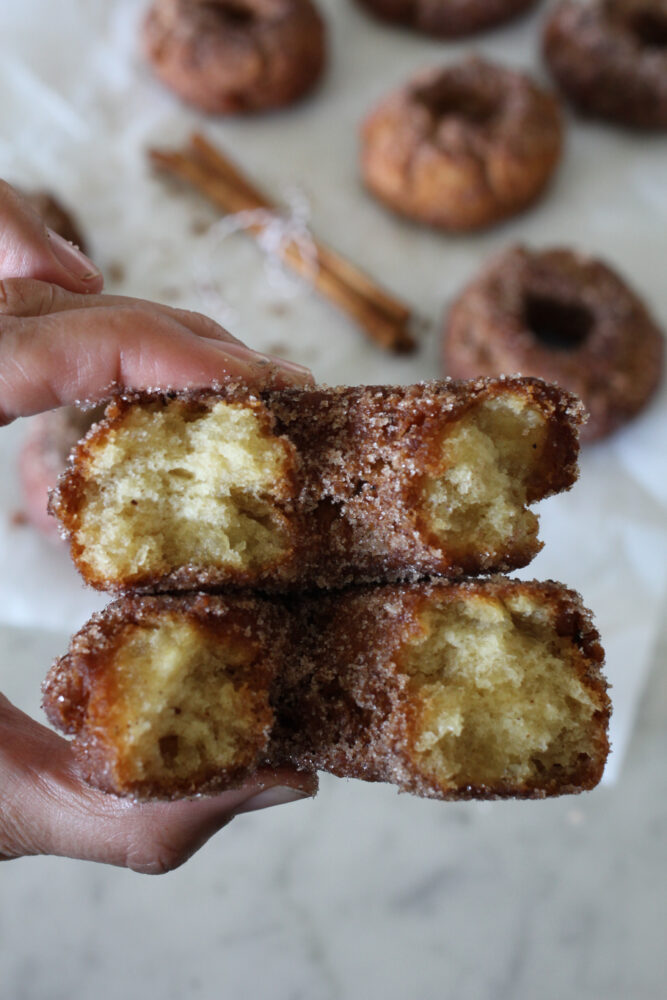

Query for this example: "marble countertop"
[1,614,666,1000]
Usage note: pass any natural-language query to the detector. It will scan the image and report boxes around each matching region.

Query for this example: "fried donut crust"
[43,579,610,801]
[355,0,538,38]
[142,0,326,114]
[361,58,563,232]
[49,377,584,593]
[443,247,665,442]
[543,0,667,130]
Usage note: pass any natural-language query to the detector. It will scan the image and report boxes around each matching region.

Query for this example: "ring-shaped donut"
[143,0,326,114]
[543,0,667,130]
[443,246,665,441]
[361,58,563,232]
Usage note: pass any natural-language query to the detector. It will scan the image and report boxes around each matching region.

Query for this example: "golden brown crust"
[443,246,665,442]
[43,579,610,801]
[50,376,584,592]
[355,0,537,37]
[142,0,326,114]
[361,58,563,232]
[543,0,667,130]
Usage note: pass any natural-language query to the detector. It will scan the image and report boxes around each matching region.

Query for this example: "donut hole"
[625,9,667,49]
[414,78,501,129]
[523,295,593,351]
[203,1,256,26]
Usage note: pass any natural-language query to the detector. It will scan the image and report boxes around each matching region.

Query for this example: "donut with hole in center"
[543,0,667,130]
[443,246,665,442]
[361,58,563,232]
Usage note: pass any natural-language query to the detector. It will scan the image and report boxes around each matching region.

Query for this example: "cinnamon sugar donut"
[43,579,610,801]
[142,0,326,114]
[443,247,665,442]
[355,0,538,38]
[543,0,667,129]
[361,58,563,232]
[50,378,583,592]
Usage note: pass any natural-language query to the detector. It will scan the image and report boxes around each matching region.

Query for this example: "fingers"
[0,277,243,345]
[0,181,104,294]
[0,693,316,873]
[0,301,313,423]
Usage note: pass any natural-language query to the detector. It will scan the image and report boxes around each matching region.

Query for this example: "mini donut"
[21,189,87,252]
[443,246,665,442]
[361,58,563,232]
[142,0,326,114]
[354,0,538,38]
[543,0,667,130]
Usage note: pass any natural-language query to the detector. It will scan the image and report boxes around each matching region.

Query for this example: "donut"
[354,0,538,38]
[142,0,326,114]
[361,58,563,232]
[18,406,104,538]
[42,578,610,800]
[20,189,87,252]
[543,0,667,130]
[49,377,583,593]
[443,247,665,442]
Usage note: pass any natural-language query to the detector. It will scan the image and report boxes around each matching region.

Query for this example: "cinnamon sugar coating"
[543,0,667,130]
[361,58,563,232]
[50,377,584,593]
[355,0,537,38]
[43,579,610,801]
[142,0,326,114]
[443,247,665,442]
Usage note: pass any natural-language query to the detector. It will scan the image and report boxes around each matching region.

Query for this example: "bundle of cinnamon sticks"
[148,133,416,353]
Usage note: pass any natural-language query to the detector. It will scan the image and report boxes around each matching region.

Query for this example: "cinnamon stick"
[148,136,416,353]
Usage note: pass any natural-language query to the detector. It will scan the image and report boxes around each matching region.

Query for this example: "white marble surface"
[1,617,666,1000]
[0,0,666,995]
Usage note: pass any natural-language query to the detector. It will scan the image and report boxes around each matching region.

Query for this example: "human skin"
[0,180,316,872]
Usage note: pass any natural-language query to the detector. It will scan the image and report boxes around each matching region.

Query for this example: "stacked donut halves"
[43,377,610,802]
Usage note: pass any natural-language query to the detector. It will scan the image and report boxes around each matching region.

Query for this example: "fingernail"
[234,786,312,815]
[219,341,312,377]
[47,229,101,283]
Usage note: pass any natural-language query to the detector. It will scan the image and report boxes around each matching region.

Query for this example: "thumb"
[0,180,103,293]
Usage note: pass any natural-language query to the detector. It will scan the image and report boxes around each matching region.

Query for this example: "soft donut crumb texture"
[404,594,602,791]
[70,400,292,584]
[43,581,609,800]
[50,378,581,592]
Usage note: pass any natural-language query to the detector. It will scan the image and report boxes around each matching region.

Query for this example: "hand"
[0,181,316,871]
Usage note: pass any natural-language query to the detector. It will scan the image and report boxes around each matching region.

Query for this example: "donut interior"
[78,616,274,796]
[420,395,549,561]
[71,400,294,585]
[402,590,603,792]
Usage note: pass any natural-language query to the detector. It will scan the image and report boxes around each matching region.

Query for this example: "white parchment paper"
[0,0,664,781]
